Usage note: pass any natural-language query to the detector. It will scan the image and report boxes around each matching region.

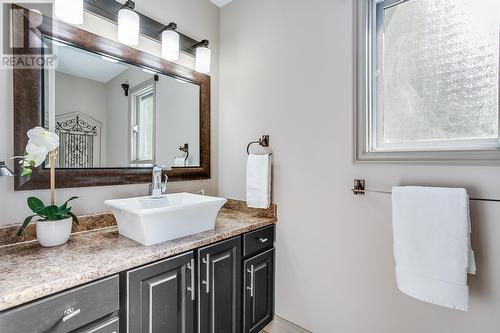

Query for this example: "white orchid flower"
[27,126,59,152]
[25,142,49,167]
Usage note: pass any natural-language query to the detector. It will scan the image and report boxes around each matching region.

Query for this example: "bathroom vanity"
[0,205,276,333]
[2,6,276,333]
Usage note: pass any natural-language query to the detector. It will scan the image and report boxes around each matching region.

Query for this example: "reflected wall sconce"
[161,23,180,62]
[122,83,130,96]
[118,0,140,46]
[55,0,83,25]
[193,40,211,74]
[0,161,15,177]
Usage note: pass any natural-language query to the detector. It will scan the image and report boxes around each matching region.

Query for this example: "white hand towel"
[392,186,476,311]
[246,154,271,209]
[174,157,186,167]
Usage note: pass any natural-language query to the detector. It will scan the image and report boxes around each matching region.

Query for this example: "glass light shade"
[0,161,14,177]
[195,46,211,74]
[54,0,83,25]
[118,8,140,46]
[161,29,180,61]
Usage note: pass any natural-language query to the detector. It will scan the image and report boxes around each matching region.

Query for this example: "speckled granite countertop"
[0,207,276,311]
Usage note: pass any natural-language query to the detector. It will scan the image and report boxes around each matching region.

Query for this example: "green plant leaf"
[38,205,59,221]
[27,197,45,213]
[58,207,71,216]
[68,212,79,225]
[17,215,38,236]
[59,196,79,211]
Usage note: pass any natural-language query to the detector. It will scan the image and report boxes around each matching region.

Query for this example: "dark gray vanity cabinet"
[197,237,242,333]
[243,249,275,333]
[242,226,275,333]
[125,252,195,333]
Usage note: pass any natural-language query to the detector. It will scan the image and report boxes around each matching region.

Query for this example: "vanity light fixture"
[0,161,15,177]
[193,40,211,74]
[161,23,180,62]
[54,0,83,25]
[118,0,140,46]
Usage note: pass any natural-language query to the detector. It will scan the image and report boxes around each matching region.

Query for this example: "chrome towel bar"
[352,179,500,203]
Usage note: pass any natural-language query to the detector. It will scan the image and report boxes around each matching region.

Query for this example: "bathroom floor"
[261,321,290,333]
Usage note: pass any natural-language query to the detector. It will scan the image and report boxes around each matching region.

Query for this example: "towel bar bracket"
[247,135,271,155]
[353,179,365,195]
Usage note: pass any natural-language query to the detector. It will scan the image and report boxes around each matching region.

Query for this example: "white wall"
[219,0,500,332]
[156,76,200,167]
[0,0,220,225]
[105,68,151,167]
[105,68,200,168]
[55,72,107,124]
[55,72,107,165]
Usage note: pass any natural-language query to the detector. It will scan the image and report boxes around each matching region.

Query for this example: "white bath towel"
[174,157,186,167]
[246,154,271,209]
[392,186,476,311]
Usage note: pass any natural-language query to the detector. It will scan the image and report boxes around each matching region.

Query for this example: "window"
[355,0,500,163]
[130,81,155,165]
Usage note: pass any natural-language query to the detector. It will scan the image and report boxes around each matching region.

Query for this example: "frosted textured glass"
[380,0,499,147]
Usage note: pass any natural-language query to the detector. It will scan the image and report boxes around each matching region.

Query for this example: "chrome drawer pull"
[259,238,268,243]
[246,265,255,297]
[202,254,210,294]
[62,308,81,322]
[187,259,196,301]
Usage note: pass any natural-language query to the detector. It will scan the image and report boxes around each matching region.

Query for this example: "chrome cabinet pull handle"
[62,307,80,322]
[259,238,268,243]
[201,254,210,294]
[187,259,196,301]
[246,265,255,298]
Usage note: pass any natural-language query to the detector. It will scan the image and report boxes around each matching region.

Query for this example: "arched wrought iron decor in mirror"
[12,5,210,190]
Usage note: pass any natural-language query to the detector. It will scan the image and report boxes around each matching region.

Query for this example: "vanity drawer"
[0,275,119,333]
[80,316,119,333]
[243,225,275,257]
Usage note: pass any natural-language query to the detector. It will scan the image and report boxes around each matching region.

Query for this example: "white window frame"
[129,79,156,166]
[353,0,500,165]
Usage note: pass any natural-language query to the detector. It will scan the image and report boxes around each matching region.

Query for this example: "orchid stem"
[49,150,56,205]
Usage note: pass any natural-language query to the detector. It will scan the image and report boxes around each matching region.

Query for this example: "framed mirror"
[13,7,210,190]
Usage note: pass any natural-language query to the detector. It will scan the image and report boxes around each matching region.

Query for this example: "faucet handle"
[161,174,168,194]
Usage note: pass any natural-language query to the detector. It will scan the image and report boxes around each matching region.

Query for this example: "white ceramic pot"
[36,217,73,247]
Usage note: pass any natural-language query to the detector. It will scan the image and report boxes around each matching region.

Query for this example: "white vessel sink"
[105,193,227,246]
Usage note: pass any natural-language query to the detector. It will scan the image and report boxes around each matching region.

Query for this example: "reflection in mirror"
[43,36,200,169]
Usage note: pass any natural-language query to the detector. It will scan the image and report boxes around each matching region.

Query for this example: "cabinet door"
[243,248,274,333]
[127,252,195,333]
[198,237,241,333]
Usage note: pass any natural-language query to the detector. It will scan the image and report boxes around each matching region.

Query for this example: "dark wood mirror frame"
[13,7,210,191]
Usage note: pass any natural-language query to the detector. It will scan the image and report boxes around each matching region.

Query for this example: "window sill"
[354,148,500,165]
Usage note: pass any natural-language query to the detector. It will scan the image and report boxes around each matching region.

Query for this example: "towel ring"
[179,143,189,162]
[247,135,272,155]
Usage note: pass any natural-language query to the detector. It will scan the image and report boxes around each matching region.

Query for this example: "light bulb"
[118,5,139,46]
[55,0,83,25]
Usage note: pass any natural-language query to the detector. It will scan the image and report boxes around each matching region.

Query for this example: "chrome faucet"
[151,165,168,198]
